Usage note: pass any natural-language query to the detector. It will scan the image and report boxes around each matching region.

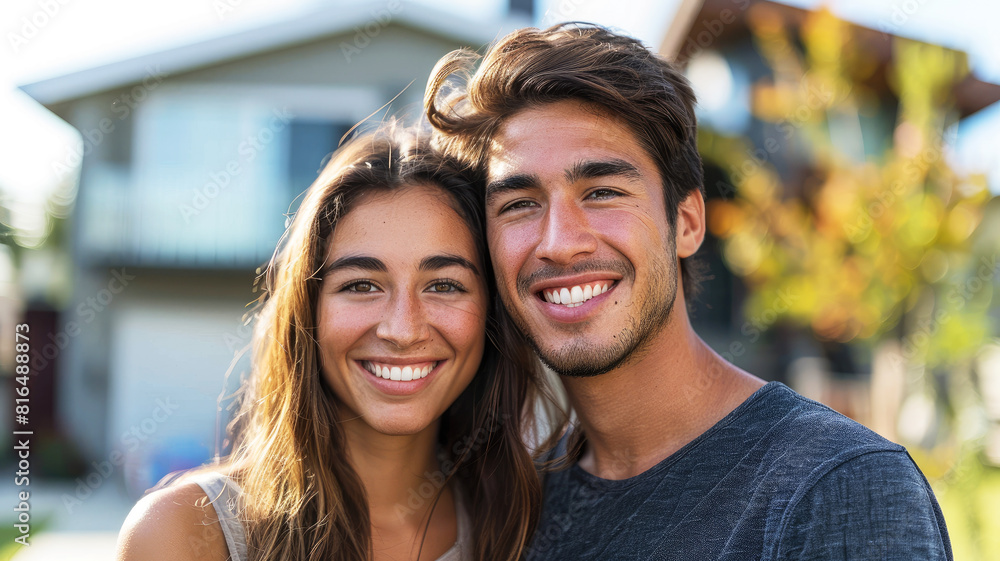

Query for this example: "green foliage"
[701,8,996,367]
[697,8,1000,558]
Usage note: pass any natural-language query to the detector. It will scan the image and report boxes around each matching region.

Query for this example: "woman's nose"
[375,292,431,349]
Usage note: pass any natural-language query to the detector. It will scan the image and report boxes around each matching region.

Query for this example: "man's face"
[485,100,679,377]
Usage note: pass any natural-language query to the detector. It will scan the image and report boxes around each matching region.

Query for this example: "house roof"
[19,2,505,106]
[661,0,1000,118]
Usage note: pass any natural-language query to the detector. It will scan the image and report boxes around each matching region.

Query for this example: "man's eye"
[500,199,537,213]
[587,188,620,200]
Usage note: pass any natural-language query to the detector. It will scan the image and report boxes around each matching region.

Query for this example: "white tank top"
[190,472,473,560]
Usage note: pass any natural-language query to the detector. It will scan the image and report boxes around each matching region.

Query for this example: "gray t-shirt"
[526,382,952,560]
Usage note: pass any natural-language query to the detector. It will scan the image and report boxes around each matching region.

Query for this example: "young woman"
[115,126,556,561]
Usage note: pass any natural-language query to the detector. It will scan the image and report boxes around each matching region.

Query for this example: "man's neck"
[561,310,765,480]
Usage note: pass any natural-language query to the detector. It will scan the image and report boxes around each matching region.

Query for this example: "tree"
[698,8,999,558]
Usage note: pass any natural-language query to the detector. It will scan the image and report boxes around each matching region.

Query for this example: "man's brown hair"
[424,22,707,301]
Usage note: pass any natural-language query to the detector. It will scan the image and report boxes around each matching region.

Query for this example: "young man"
[425,23,952,560]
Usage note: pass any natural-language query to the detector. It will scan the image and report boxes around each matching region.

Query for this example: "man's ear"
[675,191,706,258]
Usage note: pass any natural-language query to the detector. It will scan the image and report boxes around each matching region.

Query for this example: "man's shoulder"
[700,384,948,559]
[741,382,905,462]
[670,381,920,501]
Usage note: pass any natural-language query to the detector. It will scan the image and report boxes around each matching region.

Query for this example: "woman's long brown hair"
[199,124,558,560]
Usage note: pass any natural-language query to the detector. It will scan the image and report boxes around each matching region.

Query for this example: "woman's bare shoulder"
[115,481,231,561]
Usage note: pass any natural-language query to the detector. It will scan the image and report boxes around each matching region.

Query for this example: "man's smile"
[540,281,614,307]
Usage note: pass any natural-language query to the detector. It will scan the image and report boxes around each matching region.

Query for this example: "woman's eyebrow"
[322,255,387,277]
[321,254,479,277]
[420,254,481,277]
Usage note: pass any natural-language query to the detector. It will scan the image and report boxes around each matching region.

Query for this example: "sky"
[1,0,998,245]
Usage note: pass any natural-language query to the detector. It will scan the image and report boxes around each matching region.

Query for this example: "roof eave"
[19,2,501,106]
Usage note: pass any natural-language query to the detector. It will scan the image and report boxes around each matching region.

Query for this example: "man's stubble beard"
[505,241,679,378]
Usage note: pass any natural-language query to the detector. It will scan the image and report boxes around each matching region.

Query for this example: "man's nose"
[534,198,598,264]
[375,291,431,349]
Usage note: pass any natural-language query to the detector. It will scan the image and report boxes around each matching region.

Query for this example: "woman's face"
[316,183,488,436]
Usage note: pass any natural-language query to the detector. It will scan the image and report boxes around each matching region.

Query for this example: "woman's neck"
[343,418,442,516]
[341,418,457,560]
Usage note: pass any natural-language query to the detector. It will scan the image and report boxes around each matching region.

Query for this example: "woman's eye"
[344,281,378,293]
[427,280,465,293]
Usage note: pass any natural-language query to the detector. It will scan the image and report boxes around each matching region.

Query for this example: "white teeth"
[365,362,391,379]
[542,282,613,307]
[364,361,436,381]
[558,288,570,304]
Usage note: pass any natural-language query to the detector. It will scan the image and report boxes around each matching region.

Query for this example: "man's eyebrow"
[321,255,387,277]
[485,173,540,205]
[565,159,642,184]
[420,254,481,277]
